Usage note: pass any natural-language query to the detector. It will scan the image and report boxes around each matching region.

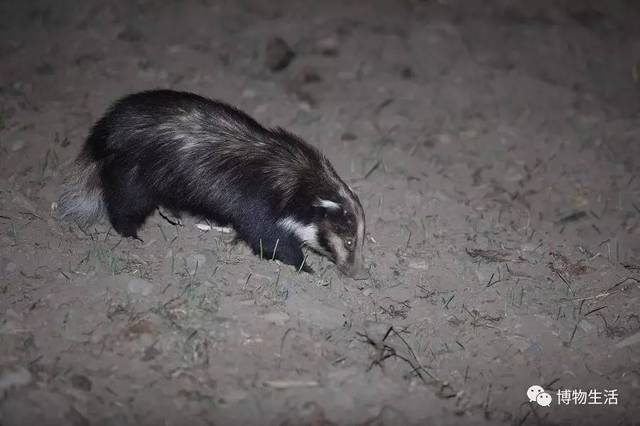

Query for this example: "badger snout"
[340,254,369,280]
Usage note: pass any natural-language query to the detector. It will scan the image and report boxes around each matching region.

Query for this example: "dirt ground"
[1,0,639,425]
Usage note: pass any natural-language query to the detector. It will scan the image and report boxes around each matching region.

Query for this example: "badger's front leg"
[273,236,313,273]
[255,233,311,273]
[238,220,310,273]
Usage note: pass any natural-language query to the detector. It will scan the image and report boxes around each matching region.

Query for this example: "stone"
[127,278,154,296]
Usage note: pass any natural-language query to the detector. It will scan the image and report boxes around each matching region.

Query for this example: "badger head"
[310,196,368,280]
[276,194,367,278]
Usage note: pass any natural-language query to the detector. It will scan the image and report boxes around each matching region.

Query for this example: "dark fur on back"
[59,90,366,276]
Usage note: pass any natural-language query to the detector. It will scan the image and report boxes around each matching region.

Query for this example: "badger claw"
[158,209,183,227]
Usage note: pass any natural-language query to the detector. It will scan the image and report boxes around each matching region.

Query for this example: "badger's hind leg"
[101,165,156,239]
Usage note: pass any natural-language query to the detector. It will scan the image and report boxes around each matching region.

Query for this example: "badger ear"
[313,199,341,217]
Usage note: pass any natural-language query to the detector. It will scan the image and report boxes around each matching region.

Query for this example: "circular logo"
[527,385,545,402]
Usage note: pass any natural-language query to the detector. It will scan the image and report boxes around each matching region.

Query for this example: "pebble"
[525,342,543,360]
[219,388,248,405]
[70,374,92,392]
[264,37,295,72]
[579,319,594,333]
[10,140,25,152]
[408,260,429,270]
[521,243,541,252]
[127,278,154,296]
[241,88,256,98]
[0,367,32,392]
[5,262,17,273]
[261,311,290,325]
[436,133,453,145]
[317,35,339,56]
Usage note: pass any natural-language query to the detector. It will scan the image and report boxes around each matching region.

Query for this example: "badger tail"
[58,154,106,228]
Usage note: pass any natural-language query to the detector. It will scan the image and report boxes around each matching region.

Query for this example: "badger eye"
[344,238,354,249]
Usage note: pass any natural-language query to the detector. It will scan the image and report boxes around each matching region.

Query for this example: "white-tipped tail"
[58,160,106,228]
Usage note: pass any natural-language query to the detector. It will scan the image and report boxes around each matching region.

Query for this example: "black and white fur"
[59,90,367,279]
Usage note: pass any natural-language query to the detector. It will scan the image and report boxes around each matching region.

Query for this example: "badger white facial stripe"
[357,219,365,248]
[327,231,348,266]
[315,199,341,210]
[277,217,319,248]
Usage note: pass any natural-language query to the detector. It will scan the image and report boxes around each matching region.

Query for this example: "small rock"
[301,69,322,84]
[521,243,540,252]
[0,367,32,392]
[261,311,290,325]
[525,342,543,360]
[219,388,248,405]
[5,262,17,273]
[184,333,209,367]
[141,345,161,362]
[70,374,92,392]
[265,37,295,72]
[127,278,154,296]
[341,132,357,141]
[292,88,316,109]
[168,44,185,54]
[579,319,594,333]
[408,260,429,270]
[10,140,25,152]
[400,65,415,79]
[436,133,452,145]
[241,88,256,98]
[127,318,158,336]
[317,35,339,56]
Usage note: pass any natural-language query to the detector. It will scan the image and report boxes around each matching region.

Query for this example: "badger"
[58,90,368,279]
